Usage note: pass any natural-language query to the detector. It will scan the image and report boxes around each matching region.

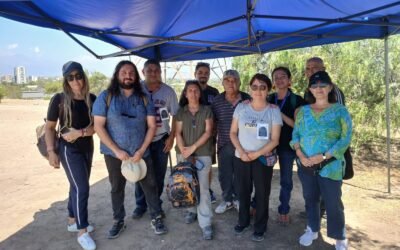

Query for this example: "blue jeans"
[298,167,346,240]
[135,136,169,211]
[277,148,296,215]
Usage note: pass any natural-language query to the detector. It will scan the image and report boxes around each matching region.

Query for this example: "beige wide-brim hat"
[121,159,147,183]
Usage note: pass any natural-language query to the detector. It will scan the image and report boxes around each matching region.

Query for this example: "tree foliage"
[89,71,108,95]
[232,37,400,152]
[0,85,6,103]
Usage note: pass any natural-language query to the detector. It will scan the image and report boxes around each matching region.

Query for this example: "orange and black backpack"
[166,160,200,208]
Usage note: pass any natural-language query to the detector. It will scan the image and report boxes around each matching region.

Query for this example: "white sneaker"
[335,239,348,250]
[68,223,94,233]
[77,232,96,250]
[233,200,239,212]
[299,226,318,246]
[215,201,233,214]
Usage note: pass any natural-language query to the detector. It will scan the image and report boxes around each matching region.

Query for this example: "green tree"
[232,37,400,152]
[89,71,108,95]
[44,81,62,94]
[0,85,6,103]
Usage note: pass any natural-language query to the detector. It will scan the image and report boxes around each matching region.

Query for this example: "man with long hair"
[93,60,167,239]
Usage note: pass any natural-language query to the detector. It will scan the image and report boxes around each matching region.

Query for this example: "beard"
[198,78,208,85]
[119,79,134,89]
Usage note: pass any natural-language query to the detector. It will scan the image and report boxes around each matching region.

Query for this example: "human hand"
[48,151,60,168]
[299,156,313,167]
[61,128,80,143]
[163,136,174,153]
[131,149,144,163]
[181,145,196,159]
[114,149,130,161]
[309,154,324,165]
[247,151,261,161]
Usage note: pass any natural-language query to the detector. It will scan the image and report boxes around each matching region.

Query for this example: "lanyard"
[275,92,290,110]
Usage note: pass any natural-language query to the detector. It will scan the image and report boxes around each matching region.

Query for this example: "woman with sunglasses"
[291,71,352,250]
[45,61,97,250]
[230,73,282,242]
[175,80,214,240]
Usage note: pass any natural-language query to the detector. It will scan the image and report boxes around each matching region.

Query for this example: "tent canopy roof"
[1,0,400,61]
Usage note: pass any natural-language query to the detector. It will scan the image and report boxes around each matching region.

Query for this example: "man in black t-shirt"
[194,62,219,204]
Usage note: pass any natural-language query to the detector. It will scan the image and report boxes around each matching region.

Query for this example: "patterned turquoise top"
[290,104,352,180]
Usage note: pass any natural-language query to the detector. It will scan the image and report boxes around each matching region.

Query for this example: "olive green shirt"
[175,105,214,156]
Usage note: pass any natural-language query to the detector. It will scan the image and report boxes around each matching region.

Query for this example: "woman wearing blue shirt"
[291,71,352,250]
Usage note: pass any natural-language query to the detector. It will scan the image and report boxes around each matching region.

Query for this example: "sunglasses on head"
[67,73,83,82]
[310,82,330,89]
[250,84,268,91]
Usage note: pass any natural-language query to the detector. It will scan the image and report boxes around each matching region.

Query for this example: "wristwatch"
[322,153,327,160]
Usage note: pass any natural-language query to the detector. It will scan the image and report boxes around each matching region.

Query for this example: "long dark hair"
[107,60,145,97]
[178,80,206,107]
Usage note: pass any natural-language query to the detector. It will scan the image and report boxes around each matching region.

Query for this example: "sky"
[0,17,230,79]
[0,17,133,77]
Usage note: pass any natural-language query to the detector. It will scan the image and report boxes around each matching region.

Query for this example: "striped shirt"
[211,91,251,150]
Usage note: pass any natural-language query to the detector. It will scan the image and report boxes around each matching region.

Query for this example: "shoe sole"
[252,235,265,242]
[151,224,167,235]
[107,225,126,239]
[68,225,95,233]
[234,225,250,235]
[215,205,234,214]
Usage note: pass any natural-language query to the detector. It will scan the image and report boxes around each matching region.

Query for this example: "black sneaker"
[108,221,126,239]
[234,224,250,235]
[252,231,265,242]
[132,207,146,219]
[151,217,167,235]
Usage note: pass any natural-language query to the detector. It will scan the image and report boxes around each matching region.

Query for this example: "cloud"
[7,43,18,49]
[34,46,40,53]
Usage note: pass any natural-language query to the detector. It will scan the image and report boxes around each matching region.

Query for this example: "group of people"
[45,57,352,250]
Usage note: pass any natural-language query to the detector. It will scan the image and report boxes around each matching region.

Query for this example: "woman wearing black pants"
[230,73,282,242]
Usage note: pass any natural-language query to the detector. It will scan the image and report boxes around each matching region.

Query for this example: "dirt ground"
[0,98,399,250]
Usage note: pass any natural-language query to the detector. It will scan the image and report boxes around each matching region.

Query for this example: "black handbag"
[343,147,354,180]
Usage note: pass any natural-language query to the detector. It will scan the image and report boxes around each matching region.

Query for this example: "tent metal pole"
[164,62,167,84]
[384,36,391,194]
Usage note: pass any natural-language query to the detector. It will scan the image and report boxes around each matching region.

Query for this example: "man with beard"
[132,59,179,219]
[194,62,219,204]
[93,60,167,239]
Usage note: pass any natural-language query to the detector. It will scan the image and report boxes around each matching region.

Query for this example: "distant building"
[1,75,13,83]
[14,66,27,84]
[28,75,38,82]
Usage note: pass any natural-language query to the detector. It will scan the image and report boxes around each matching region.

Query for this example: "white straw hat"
[121,159,147,183]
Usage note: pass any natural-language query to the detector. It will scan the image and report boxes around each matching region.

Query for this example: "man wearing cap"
[92,60,167,239]
[211,70,250,214]
[194,62,220,203]
[132,59,179,219]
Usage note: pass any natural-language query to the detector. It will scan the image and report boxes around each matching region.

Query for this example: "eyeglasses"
[67,73,83,82]
[250,84,268,91]
[310,82,330,89]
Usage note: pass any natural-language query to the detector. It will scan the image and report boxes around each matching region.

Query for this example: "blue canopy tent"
[1,0,398,191]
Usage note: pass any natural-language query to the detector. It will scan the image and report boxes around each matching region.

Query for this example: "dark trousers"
[217,143,239,202]
[104,154,161,221]
[135,137,168,211]
[298,167,346,240]
[235,157,273,233]
[59,141,93,230]
[277,148,296,215]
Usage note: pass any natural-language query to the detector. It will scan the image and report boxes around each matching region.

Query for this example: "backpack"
[166,161,200,208]
[36,94,64,159]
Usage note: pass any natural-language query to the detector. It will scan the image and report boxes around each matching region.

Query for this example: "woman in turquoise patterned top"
[290,71,352,250]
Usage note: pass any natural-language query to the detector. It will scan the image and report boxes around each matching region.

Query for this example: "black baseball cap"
[62,61,83,77]
[309,71,332,87]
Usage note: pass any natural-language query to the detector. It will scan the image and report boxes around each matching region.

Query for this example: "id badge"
[159,107,169,121]
[256,123,269,140]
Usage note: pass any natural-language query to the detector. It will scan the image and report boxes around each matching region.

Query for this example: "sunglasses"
[67,73,83,82]
[310,82,330,89]
[250,84,268,91]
